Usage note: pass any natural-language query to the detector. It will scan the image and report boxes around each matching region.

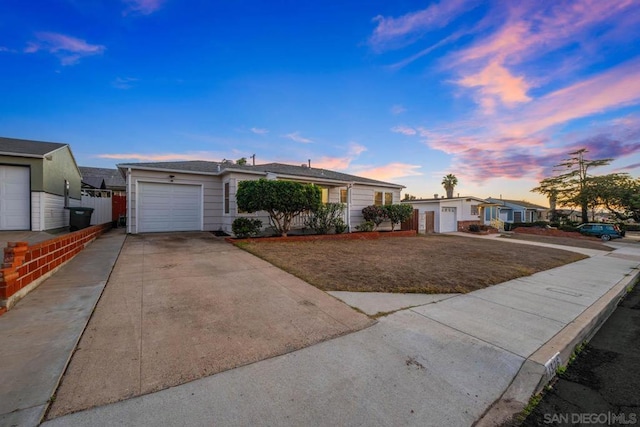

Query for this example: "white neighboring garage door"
[138,182,202,233]
[440,207,457,233]
[0,165,30,230]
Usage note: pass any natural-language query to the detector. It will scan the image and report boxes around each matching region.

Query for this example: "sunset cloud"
[369,0,477,51]
[355,163,422,181]
[391,125,417,136]
[283,132,313,144]
[112,77,138,89]
[123,0,163,15]
[25,32,105,65]
[390,104,407,115]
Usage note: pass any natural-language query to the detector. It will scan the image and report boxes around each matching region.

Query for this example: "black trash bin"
[66,207,94,231]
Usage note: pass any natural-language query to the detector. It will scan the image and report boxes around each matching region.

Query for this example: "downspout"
[347,183,353,232]
[127,168,131,234]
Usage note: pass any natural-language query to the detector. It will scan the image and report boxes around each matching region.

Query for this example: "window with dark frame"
[224,182,230,214]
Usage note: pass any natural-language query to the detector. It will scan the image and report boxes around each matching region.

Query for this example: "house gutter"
[126,168,131,234]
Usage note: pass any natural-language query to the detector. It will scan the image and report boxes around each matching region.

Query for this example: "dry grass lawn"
[238,235,587,294]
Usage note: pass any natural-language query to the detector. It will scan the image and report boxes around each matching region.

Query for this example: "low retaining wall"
[0,223,112,313]
[227,229,417,244]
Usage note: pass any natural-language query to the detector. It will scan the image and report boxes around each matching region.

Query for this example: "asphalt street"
[521,281,640,426]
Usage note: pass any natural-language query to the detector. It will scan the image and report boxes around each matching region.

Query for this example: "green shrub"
[334,218,347,234]
[305,203,346,235]
[362,205,388,230]
[559,225,579,232]
[236,179,321,237]
[384,204,414,231]
[232,217,263,238]
[356,221,375,232]
[469,224,480,232]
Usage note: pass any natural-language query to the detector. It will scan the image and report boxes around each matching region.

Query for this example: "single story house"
[0,136,82,231]
[116,161,404,234]
[482,198,548,226]
[402,196,486,233]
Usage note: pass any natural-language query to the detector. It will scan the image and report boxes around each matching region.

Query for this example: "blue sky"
[1,0,639,205]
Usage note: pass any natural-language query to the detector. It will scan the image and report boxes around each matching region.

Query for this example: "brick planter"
[226,229,417,244]
[0,223,112,313]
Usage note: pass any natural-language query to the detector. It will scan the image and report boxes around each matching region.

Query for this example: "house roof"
[79,166,126,190]
[117,160,404,188]
[486,198,548,210]
[0,136,67,157]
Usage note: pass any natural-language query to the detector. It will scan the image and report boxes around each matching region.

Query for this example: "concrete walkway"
[41,238,640,427]
[0,229,126,427]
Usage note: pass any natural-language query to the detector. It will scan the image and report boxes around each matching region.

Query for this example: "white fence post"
[81,189,113,225]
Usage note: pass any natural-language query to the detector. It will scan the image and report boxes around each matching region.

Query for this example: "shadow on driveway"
[47,232,373,419]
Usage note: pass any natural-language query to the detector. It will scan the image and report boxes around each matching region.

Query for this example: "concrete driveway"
[47,232,373,419]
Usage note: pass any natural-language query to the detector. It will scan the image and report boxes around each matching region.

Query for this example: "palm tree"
[442,174,458,198]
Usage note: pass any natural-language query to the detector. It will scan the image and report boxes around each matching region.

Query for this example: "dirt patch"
[238,235,587,294]
[504,231,614,251]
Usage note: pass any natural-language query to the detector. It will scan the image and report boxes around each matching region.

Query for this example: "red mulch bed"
[512,227,592,239]
[226,230,417,244]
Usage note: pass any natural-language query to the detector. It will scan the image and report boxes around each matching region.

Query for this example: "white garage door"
[138,182,202,232]
[0,165,30,230]
[441,207,457,233]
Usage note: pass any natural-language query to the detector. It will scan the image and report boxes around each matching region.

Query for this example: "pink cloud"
[123,0,163,15]
[391,125,417,136]
[355,163,422,181]
[370,0,477,51]
[502,59,640,136]
[25,32,105,65]
[457,59,532,111]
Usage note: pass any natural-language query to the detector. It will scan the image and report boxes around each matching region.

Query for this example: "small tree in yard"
[384,204,414,231]
[236,179,321,237]
[362,205,388,230]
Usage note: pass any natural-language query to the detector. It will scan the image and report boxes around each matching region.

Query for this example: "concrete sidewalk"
[0,229,126,427]
[41,240,640,426]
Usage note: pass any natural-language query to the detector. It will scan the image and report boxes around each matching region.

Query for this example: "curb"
[475,266,640,426]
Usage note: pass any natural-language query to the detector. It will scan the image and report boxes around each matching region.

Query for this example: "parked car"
[576,223,625,241]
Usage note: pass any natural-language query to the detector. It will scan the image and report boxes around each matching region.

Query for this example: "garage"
[138,182,202,232]
[0,165,30,230]
[440,207,457,233]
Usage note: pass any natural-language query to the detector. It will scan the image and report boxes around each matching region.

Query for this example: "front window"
[374,191,383,206]
[340,189,348,204]
[470,205,478,216]
[384,192,393,205]
[321,187,329,204]
[224,182,230,214]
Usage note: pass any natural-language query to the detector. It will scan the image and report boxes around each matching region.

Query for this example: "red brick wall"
[0,223,112,310]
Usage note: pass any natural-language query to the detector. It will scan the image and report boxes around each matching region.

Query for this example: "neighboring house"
[482,198,548,225]
[0,136,81,231]
[402,196,486,233]
[116,161,404,234]
[79,166,128,224]
[79,166,126,195]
